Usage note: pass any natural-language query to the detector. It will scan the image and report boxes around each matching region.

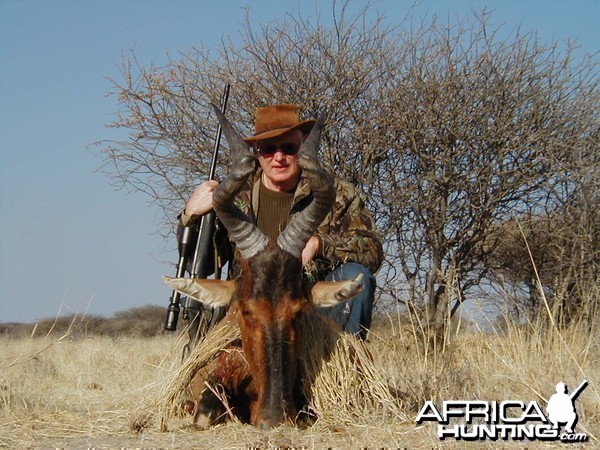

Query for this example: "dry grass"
[131,309,408,434]
[1,306,598,448]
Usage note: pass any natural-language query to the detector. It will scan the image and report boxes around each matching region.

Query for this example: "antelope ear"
[162,277,235,308]
[309,274,364,308]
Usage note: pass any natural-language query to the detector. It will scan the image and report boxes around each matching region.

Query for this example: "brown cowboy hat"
[243,104,316,143]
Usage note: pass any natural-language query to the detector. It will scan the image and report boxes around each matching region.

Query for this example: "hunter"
[179,104,383,340]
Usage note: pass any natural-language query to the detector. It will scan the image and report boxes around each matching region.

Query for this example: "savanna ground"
[1,305,598,449]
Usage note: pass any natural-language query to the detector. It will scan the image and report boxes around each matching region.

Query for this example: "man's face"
[254,130,304,192]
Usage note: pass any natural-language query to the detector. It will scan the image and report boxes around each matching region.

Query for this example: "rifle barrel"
[190,84,230,278]
[569,379,589,401]
[208,84,230,179]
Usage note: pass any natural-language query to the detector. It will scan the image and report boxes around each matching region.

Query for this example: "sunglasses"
[257,142,300,157]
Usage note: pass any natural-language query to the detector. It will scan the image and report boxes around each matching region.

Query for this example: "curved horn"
[277,111,335,258]
[211,104,268,259]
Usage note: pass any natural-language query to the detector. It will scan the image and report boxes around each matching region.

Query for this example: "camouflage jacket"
[179,169,383,280]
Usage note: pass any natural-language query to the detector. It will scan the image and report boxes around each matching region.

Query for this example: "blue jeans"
[319,262,376,340]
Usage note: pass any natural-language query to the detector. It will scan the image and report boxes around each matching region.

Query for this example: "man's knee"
[328,262,375,285]
[323,262,376,339]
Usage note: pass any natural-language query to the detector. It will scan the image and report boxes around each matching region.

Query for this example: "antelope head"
[164,105,363,428]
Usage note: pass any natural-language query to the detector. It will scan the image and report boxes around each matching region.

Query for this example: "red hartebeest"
[164,107,363,429]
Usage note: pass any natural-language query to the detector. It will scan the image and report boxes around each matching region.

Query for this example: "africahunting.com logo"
[417,380,589,443]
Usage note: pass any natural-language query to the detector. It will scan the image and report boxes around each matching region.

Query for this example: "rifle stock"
[191,210,216,278]
[164,84,231,331]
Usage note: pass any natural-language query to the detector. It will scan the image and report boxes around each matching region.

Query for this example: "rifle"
[164,84,230,332]
[569,379,589,401]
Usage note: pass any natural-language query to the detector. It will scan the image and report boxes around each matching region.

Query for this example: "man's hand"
[301,235,320,266]
[184,180,219,217]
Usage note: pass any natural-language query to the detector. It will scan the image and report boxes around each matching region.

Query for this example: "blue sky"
[1,0,598,324]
